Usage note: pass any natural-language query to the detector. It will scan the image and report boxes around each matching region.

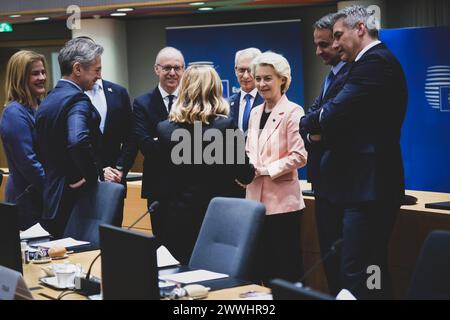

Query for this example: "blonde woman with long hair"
[156,65,255,263]
[0,50,47,229]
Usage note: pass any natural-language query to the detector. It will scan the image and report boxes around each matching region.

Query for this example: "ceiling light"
[34,17,50,21]
[190,2,206,5]
[198,7,214,11]
[9,14,21,18]
[117,8,134,12]
[110,12,127,17]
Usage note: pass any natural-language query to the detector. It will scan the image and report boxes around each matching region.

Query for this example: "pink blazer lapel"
[258,95,288,150]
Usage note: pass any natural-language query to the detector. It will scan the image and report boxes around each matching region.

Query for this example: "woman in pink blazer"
[245,51,307,282]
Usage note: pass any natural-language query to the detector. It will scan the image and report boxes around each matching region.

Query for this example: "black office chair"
[63,181,125,249]
[188,197,265,281]
[407,230,450,300]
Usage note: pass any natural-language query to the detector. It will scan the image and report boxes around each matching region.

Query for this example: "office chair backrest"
[0,202,22,274]
[270,278,334,300]
[189,197,265,280]
[99,224,159,300]
[0,265,33,300]
[63,181,125,249]
[407,230,450,300]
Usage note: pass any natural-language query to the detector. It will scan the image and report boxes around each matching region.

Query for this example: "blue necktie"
[242,93,252,132]
[322,71,336,97]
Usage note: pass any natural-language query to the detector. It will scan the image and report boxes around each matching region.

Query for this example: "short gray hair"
[335,5,379,38]
[155,47,185,66]
[251,51,292,94]
[58,38,103,76]
[235,47,262,66]
[313,13,337,31]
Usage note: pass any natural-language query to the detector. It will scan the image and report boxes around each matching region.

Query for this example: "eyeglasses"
[236,67,252,75]
[157,64,184,73]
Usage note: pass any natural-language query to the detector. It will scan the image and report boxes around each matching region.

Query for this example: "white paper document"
[159,270,229,284]
[36,237,89,249]
[157,245,180,268]
[336,289,357,300]
[20,223,50,240]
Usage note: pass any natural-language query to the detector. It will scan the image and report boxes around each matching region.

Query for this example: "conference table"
[4,172,450,299]
[22,250,270,300]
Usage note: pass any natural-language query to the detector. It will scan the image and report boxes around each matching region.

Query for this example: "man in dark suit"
[35,38,104,237]
[300,13,350,296]
[85,79,136,184]
[228,48,264,197]
[228,48,264,132]
[132,47,185,240]
[301,6,408,299]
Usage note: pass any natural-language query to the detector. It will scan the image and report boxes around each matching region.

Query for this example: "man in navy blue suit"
[228,48,264,197]
[85,78,136,185]
[228,48,264,133]
[301,6,407,299]
[300,13,350,296]
[35,38,104,237]
[132,47,185,240]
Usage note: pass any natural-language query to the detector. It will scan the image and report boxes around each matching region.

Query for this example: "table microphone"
[76,201,160,296]
[298,238,343,285]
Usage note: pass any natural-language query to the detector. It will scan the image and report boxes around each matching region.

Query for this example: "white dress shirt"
[85,79,108,133]
[158,84,179,113]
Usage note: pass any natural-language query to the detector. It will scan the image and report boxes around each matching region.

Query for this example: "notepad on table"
[159,270,228,284]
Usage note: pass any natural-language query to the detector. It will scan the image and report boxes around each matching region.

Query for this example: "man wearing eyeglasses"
[132,46,185,240]
[227,48,263,198]
[229,48,264,133]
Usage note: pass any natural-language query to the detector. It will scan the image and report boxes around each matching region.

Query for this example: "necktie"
[242,93,252,132]
[91,83,106,133]
[167,94,175,112]
[322,70,336,97]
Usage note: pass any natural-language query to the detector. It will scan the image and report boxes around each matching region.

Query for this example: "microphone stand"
[298,238,343,286]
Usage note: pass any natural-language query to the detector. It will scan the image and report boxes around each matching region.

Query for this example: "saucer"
[31,257,52,264]
[51,254,69,260]
[40,276,75,290]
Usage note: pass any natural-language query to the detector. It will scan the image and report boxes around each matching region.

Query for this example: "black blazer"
[300,63,351,191]
[101,80,137,174]
[228,91,264,129]
[155,116,255,262]
[35,80,103,220]
[132,86,169,200]
[301,43,408,205]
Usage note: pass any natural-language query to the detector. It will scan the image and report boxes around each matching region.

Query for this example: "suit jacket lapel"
[103,80,114,135]
[230,92,241,127]
[152,87,168,118]
[258,96,287,150]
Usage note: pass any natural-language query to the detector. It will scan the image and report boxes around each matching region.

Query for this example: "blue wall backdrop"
[166,20,304,105]
[381,27,450,193]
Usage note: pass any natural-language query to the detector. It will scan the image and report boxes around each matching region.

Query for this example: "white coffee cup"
[53,263,80,288]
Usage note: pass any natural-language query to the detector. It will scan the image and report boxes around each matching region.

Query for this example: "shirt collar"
[158,84,178,99]
[331,61,346,76]
[240,87,258,102]
[60,78,83,92]
[355,40,382,62]
[94,79,103,91]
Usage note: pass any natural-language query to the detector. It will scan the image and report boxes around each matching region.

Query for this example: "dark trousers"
[316,197,399,299]
[256,210,304,284]
[40,187,81,239]
[147,199,167,243]
[315,197,343,296]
